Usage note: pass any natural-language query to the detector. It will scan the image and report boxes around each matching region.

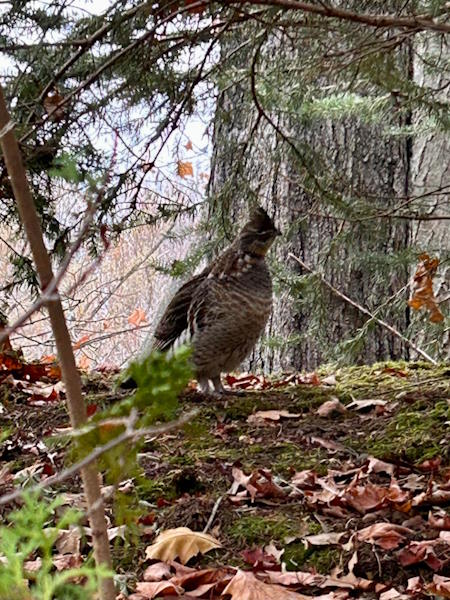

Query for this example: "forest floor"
[1,360,450,599]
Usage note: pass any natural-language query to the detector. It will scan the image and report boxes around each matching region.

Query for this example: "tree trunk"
[209,30,411,371]
[409,33,449,360]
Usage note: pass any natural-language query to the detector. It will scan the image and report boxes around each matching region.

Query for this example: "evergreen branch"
[232,0,450,34]
[288,252,438,365]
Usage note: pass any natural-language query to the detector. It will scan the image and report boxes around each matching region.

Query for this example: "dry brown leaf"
[43,89,66,121]
[316,398,347,417]
[248,409,301,423]
[143,562,172,581]
[145,527,221,564]
[408,253,444,323]
[177,161,194,178]
[303,532,344,546]
[356,523,412,550]
[427,575,450,597]
[52,553,82,571]
[222,569,312,599]
[56,528,81,555]
[135,580,182,598]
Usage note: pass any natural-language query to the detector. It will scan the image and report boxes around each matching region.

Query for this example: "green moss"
[227,514,298,547]
[268,442,328,476]
[284,543,341,573]
[346,399,450,463]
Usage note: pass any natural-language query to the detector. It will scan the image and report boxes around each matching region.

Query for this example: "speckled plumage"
[153,207,279,393]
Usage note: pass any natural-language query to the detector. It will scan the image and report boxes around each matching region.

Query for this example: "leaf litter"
[0,359,449,598]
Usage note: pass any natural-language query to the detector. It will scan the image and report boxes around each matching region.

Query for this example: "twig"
[0,85,115,599]
[288,252,437,365]
[233,0,450,34]
[203,495,224,533]
[0,409,198,507]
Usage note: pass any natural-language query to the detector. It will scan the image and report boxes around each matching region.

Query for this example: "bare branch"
[0,409,198,507]
[288,252,438,365]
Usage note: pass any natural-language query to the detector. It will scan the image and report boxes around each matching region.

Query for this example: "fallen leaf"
[397,540,443,570]
[241,547,280,571]
[321,374,337,385]
[56,528,81,555]
[230,467,286,501]
[427,575,450,597]
[52,553,82,571]
[135,581,182,598]
[145,528,221,564]
[303,532,344,546]
[356,523,412,550]
[248,410,301,423]
[223,569,310,599]
[347,399,387,411]
[316,398,346,417]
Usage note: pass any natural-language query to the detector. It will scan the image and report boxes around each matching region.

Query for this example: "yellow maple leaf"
[145,527,221,564]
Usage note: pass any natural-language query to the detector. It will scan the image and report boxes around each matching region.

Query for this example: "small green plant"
[0,494,111,600]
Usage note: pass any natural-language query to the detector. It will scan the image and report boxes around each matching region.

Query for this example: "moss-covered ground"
[0,360,449,594]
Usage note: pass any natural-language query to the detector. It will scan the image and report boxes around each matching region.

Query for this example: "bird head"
[238,207,280,256]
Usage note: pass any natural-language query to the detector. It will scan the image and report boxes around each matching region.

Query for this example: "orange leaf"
[78,355,91,371]
[408,254,444,323]
[177,161,194,178]
[185,140,193,150]
[73,334,90,350]
[43,89,66,121]
[128,308,148,327]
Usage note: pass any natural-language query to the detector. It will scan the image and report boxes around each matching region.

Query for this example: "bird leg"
[212,376,246,396]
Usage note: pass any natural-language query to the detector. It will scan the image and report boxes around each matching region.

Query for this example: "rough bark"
[209,30,412,371]
[0,87,115,600]
[409,33,449,360]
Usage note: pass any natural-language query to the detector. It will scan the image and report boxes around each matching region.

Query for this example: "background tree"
[0,0,448,368]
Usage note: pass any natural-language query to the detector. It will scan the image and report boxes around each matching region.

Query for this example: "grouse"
[152,206,280,394]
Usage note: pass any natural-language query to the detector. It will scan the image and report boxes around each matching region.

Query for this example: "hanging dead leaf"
[128,308,148,327]
[145,527,221,564]
[408,253,444,323]
[177,161,194,178]
[185,140,193,150]
[43,89,66,121]
[73,334,90,351]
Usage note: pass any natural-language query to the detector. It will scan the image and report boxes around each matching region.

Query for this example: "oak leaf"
[145,527,221,564]
[408,253,444,323]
